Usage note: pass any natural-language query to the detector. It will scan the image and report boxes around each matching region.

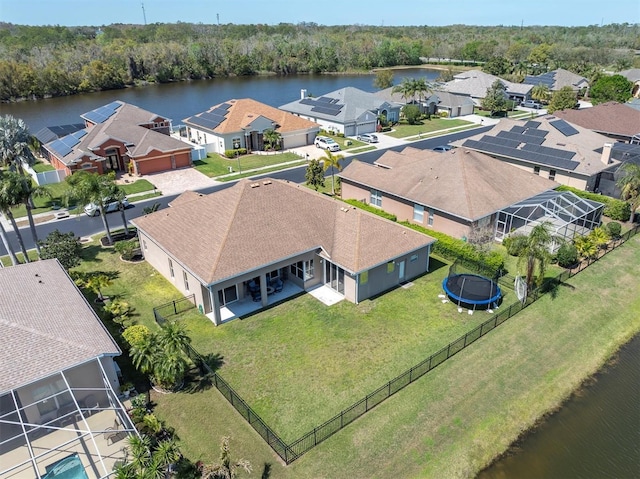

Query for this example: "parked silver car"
[84,197,130,216]
[357,133,378,143]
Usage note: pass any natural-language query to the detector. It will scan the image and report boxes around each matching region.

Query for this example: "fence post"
[313,427,317,446]
[366,395,369,411]
[173,299,178,315]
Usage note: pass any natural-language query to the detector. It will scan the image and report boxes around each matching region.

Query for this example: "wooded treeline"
[1,22,638,102]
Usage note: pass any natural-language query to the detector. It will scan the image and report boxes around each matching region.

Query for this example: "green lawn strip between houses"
[194,152,304,178]
[386,118,472,138]
[150,236,640,478]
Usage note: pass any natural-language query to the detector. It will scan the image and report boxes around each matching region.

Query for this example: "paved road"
[0,127,490,256]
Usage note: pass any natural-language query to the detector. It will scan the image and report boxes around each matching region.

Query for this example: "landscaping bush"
[223,148,247,158]
[606,221,622,238]
[504,234,528,257]
[556,185,631,221]
[343,199,397,222]
[556,242,579,268]
[123,324,151,348]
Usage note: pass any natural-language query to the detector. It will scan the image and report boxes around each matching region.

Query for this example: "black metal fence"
[153,224,639,464]
[152,294,196,324]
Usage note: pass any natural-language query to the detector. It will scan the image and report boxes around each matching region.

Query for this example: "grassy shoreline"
[152,236,640,478]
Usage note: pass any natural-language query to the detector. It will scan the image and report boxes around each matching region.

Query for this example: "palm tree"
[0,219,18,266]
[262,128,282,151]
[321,149,344,196]
[65,170,123,244]
[518,222,553,290]
[531,83,551,104]
[0,115,36,174]
[574,235,597,259]
[0,172,31,262]
[131,334,158,378]
[392,78,415,103]
[157,320,191,356]
[617,163,640,223]
[5,171,50,257]
[201,437,252,479]
[588,226,610,250]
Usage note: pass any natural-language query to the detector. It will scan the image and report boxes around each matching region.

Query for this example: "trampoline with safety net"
[442,260,502,310]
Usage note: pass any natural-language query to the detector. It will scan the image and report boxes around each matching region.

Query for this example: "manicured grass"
[120,179,157,195]
[348,145,377,154]
[194,152,303,178]
[152,235,640,479]
[32,161,55,173]
[473,108,526,118]
[127,192,163,202]
[387,118,472,138]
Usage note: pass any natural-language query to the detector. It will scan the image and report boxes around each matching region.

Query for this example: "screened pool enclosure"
[495,190,604,252]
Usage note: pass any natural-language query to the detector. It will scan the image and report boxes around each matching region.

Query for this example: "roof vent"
[262,180,272,185]
[250,183,260,188]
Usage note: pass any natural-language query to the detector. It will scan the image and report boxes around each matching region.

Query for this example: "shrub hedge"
[556,185,631,221]
[224,148,247,158]
[343,199,505,273]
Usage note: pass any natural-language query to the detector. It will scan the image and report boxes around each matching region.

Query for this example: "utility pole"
[217,13,220,26]
[141,2,147,25]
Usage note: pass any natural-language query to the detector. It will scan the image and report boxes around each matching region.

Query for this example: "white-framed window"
[387,261,395,273]
[428,208,434,226]
[232,137,241,149]
[169,259,174,278]
[81,163,93,169]
[410,254,418,262]
[290,260,314,280]
[549,169,556,181]
[370,189,382,207]
[183,271,189,291]
[218,285,238,305]
[533,166,540,175]
[413,204,424,222]
[143,240,147,250]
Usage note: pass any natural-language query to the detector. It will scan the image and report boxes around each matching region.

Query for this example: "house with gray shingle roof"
[524,68,589,92]
[619,68,640,98]
[44,100,193,176]
[442,70,532,105]
[340,147,566,240]
[0,259,136,478]
[279,87,401,136]
[183,98,320,156]
[132,178,435,325]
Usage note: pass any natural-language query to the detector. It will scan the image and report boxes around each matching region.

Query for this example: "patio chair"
[105,418,127,445]
[273,278,284,293]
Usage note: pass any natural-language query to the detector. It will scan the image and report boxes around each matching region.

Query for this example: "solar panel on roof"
[496,130,545,145]
[525,121,541,128]
[300,98,316,106]
[49,139,72,157]
[480,135,521,149]
[317,96,333,103]
[219,103,231,110]
[311,105,342,116]
[211,107,230,116]
[549,119,579,137]
[523,128,547,138]
[522,143,576,159]
[511,125,526,134]
[83,101,121,124]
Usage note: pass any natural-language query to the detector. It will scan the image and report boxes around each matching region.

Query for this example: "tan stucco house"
[183,98,320,155]
[0,260,136,479]
[340,147,559,240]
[44,101,193,176]
[132,179,436,325]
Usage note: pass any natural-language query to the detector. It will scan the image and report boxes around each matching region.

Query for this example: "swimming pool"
[43,454,89,479]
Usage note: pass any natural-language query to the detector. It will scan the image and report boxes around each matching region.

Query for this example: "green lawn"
[120,179,157,195]
[473,108,527,118]
[386,118,472,138]
[194,152,303,178]
[32,161,55,173]
[152,235,640,479]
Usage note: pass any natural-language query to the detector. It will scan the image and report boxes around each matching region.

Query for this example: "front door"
[398,260,405,282]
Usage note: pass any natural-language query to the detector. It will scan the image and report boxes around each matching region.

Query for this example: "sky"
[1,0,639,27]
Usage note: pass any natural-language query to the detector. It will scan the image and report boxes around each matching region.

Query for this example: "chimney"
[601,143,613,165]
[301,89,307,100]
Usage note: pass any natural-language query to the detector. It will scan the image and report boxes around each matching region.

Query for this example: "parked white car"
[84,198,130,217]
[314,136,341,152]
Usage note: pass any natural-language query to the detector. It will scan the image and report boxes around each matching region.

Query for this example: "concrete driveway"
[143,167,220,196]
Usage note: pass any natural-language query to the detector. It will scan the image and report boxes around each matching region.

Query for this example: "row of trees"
[1,22,637,101]
[0,113,132,264]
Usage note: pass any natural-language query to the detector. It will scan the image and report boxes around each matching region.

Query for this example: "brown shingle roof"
[0,260,120,392]
[132,179,435,283]
[554,102,640,138]
[184,98,319,134]
[340,148,558,221]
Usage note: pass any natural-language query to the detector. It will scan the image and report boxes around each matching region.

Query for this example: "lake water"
[2,68,639,478]
[0,68,441,134]
[477,334,640,479]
